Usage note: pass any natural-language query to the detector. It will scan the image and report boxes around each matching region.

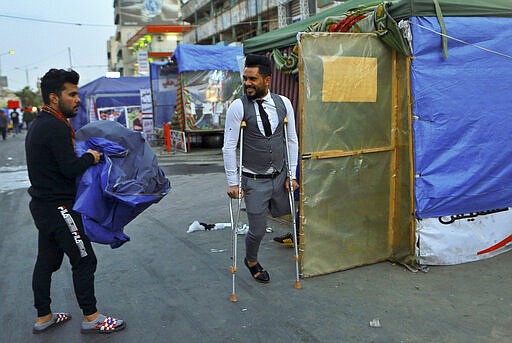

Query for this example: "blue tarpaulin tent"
[73,76,150,130]
[150,62,178,128]
[173,44,243,73]
[410,16,512,218]
[171,44,244,133]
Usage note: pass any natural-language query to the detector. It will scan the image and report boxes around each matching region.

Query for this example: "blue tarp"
[173,44,244,73]
[411,16,512,218]
[74,120,171,248]
[74,76,151,130]
[150,62,178,127]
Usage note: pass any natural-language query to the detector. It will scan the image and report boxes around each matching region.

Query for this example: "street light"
[0,49,15,76]
[15,66,38,88]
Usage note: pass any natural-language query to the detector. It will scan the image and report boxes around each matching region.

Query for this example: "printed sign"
[140,88,153,114]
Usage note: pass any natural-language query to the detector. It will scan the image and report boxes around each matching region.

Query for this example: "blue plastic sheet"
[74,121,171,248]
[411,16,512,218]
[173,44,244,73]
[73,76,151,130]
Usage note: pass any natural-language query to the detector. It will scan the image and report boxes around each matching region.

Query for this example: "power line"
[0,14,113,27]
[73,65,109,68]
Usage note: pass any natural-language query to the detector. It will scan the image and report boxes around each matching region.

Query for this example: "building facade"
[180,0,344,45]
[108,0,189,76]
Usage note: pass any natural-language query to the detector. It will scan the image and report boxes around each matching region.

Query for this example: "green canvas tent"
[244,0,512,53]
[243,0,512,277]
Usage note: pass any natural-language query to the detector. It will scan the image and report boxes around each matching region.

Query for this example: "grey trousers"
[242,171,291,262]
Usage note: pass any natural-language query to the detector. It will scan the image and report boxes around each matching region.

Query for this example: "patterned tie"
[256,99,272,137]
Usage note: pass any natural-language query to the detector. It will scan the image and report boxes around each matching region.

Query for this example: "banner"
[417,209,512,265]
[116,0,179,26]
[140,88,152,114]
[138,51,150,76]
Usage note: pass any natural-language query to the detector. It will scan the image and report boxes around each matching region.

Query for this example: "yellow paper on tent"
[321,56,378,103]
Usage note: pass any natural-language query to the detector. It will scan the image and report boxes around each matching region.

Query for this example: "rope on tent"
[408,21,512,60]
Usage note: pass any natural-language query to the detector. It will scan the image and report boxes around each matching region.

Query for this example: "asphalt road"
[1,130,511,343]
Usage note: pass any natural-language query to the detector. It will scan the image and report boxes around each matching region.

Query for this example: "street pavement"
[0,129,511,343]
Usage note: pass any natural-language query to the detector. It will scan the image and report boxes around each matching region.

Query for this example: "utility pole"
[68,47,73,69]
[0,49,15,76]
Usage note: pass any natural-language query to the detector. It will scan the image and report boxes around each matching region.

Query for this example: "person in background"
[10,107,20,135]
[23,107,35,130]
[26,68,126,335]
[0,109,8,140]
[273,156,301,247]
[132,111,143,132]
[222,54,299,283]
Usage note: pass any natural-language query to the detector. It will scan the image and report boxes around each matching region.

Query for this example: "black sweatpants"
[30,199,98,317]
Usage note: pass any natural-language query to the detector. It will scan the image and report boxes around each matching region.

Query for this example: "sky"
[0,1,117,92]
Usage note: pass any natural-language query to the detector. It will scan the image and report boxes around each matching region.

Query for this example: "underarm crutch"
[229,120,246,302]
[283,117,302,289]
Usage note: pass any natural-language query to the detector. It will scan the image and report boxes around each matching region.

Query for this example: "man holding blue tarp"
[26,69,126,334]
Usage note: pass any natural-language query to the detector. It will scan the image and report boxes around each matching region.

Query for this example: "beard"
[245,85,266,101]
[58,102,78,118]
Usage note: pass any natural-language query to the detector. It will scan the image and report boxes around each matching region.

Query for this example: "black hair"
[245,54,271,78]
[40,68,80,104]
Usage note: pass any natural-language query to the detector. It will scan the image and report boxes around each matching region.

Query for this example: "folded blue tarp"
[411,16,512,218]
[74,120,171,248]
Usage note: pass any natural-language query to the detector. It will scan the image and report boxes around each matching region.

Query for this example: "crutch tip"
[295,281,302,289]
[230,294,238,302]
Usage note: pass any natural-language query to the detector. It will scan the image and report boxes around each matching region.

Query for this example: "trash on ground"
[187,221,231,233]
[369,319,381,328]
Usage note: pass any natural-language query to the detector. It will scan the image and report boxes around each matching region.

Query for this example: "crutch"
[229,120,246,302]
[283,117,302,289]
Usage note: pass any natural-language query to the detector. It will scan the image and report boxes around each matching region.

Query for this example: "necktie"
[256,99,272,137]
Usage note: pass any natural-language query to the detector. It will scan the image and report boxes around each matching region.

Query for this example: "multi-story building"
[180,0,343,45]
[107,0,343,74]
[108,0,189,76]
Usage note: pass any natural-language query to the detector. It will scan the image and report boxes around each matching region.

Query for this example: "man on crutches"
[223,54,299,289]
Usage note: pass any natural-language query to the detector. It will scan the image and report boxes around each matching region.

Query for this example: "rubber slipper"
[81,314,126,334]
[244,258,270,283]
[32,313,72,334]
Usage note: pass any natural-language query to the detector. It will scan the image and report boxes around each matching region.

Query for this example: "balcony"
[183,0,279,43]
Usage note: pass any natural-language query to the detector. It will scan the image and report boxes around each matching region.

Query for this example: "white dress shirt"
[222,92,299,186]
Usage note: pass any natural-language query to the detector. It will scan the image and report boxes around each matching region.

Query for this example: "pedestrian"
[0,109,8,140]
[26,68,126,334]
[132,111,143,132]
[222,54,299,283]
[23,107,35,130]
[273,156,301,247]
[10,107,20,135]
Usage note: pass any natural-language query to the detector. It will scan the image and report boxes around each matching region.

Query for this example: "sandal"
[81,314,126,334]
[244,258,270,283]
[33,312,72,334]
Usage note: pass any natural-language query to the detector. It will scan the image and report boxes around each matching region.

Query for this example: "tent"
[150,62,179,128]
[74,76,150,131]
[244,0,512,277]
[244,0,512,53]
[171,44,244,133]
